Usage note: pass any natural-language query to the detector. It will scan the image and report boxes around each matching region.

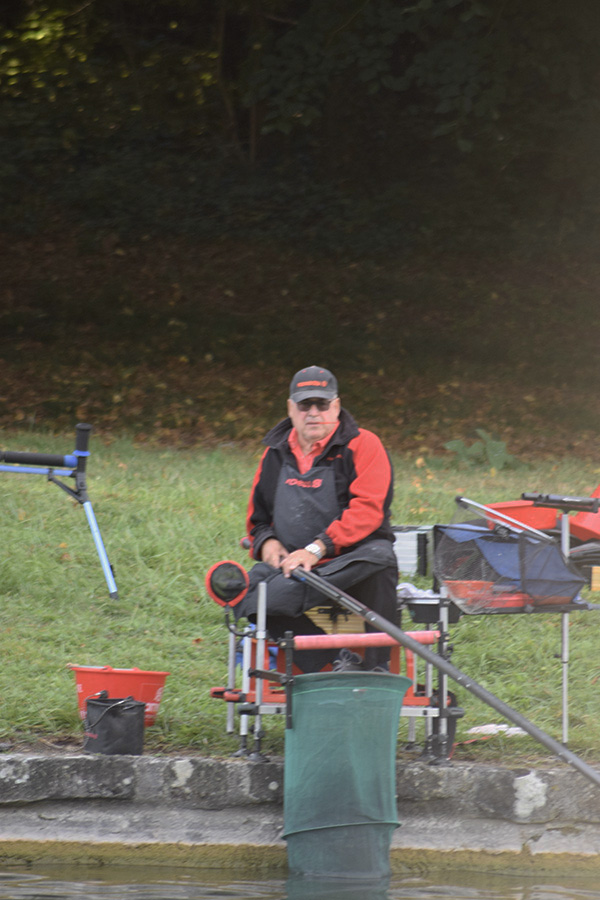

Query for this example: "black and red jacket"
[246,408,394,561]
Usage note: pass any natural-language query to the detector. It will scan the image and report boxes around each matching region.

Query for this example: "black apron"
[272,462,340,552]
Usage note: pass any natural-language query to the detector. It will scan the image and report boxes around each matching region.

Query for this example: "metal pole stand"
[521,491,600,746]
[429,599,451,765]
[560,512,570,745]
[235,581,290,760]
[0,423,118,598]
[247,581,267,761]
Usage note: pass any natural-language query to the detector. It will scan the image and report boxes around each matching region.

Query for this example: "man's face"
[287,396,341,449]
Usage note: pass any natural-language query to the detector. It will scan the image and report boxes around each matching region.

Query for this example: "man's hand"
[281,541,325,578]
[260,538,288,568]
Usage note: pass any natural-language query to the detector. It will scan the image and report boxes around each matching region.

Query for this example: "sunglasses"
[295,398,334,412]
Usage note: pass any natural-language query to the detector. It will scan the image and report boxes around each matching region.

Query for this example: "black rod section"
[0,450,72,467]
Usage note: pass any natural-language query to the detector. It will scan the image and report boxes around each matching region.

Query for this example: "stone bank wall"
[0,754,599,874]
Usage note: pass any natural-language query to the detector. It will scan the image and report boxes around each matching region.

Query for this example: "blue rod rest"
[0,423,118,599]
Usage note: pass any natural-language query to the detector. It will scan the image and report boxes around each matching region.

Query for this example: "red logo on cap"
[297,380,328,388]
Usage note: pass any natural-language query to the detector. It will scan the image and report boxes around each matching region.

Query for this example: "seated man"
[234,365,398,672]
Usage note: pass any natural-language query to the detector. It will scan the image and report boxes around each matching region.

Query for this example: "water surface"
[1,868,600,900]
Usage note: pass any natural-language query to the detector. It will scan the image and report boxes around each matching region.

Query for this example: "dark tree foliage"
[1,0,600,248]
[2,0,598,154]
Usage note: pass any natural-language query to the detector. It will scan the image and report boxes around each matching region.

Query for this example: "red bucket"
[69,665,169,727]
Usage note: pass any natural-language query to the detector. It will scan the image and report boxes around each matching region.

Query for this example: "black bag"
[84,691,145,755]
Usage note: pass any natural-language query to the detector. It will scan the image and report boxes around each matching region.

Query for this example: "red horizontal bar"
[292,630,439,651]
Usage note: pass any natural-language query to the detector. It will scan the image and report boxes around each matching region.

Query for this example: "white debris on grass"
[468,723,527,737]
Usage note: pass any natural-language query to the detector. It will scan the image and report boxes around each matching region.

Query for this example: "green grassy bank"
[1,428,599,763]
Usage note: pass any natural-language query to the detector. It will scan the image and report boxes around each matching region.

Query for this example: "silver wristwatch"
[304,542,324,560]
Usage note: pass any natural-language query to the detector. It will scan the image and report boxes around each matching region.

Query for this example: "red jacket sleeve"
[321,429,392,554]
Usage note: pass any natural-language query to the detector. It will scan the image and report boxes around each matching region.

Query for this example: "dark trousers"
[264,565,398,673]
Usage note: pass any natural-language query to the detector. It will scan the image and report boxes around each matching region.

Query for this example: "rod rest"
[522,492,600,514]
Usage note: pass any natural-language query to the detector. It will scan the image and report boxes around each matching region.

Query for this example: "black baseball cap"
[289,366,338,402]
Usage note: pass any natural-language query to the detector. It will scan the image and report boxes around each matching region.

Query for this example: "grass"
[1,427,600,766]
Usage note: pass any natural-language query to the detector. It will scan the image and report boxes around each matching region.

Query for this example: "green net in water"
[283,671,411,879]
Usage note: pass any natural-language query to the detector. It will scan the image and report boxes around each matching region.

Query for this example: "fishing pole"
[291,567,600,790]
